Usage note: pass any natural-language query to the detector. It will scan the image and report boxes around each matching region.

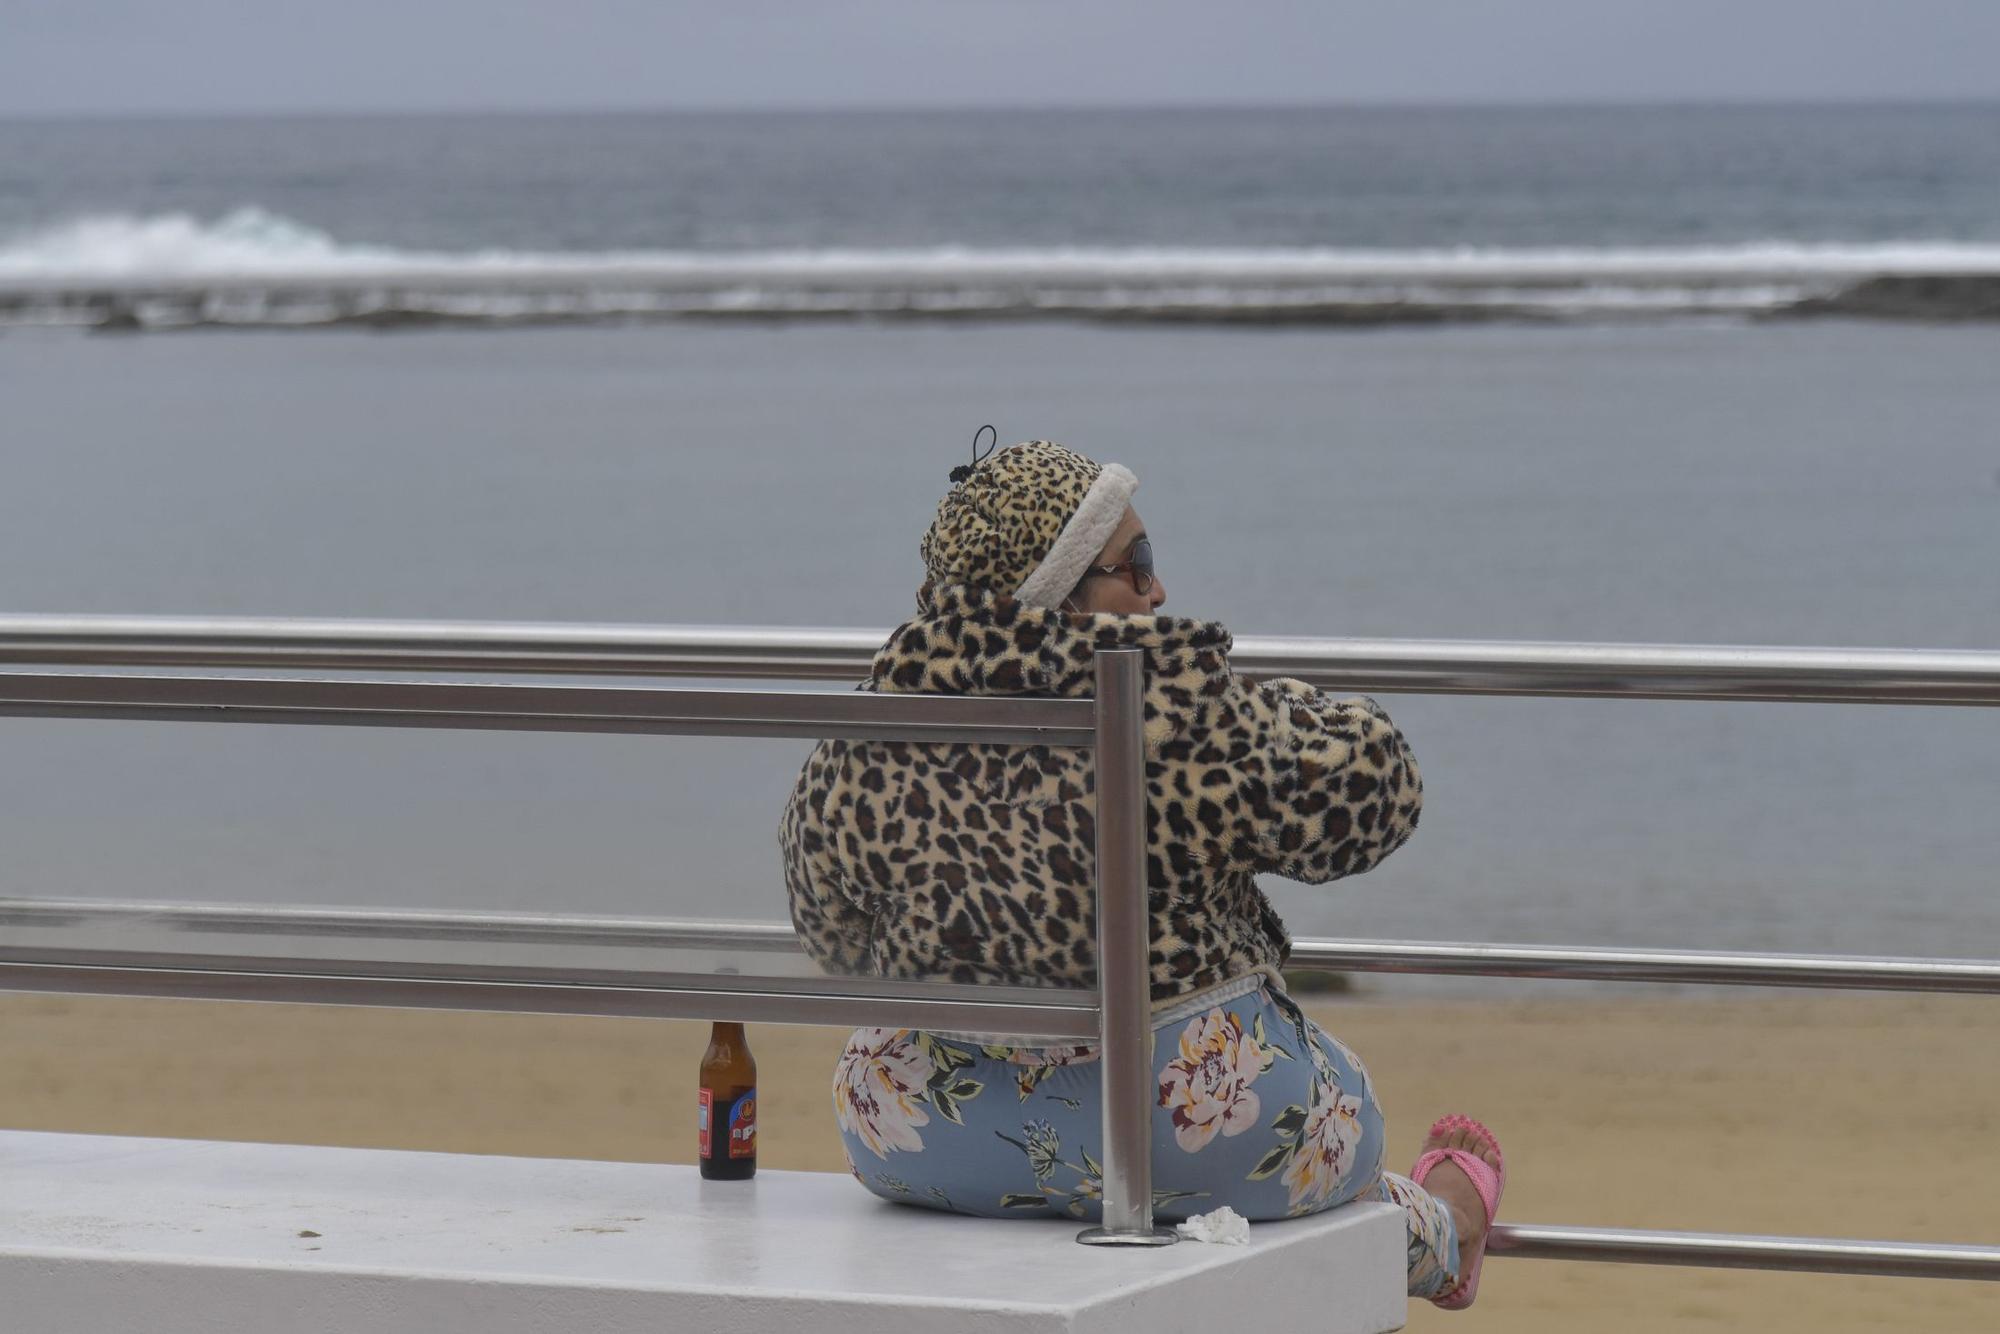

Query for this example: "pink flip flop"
[1409,1114,1506,1310]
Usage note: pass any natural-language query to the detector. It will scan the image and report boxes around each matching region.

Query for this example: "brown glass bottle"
[698,1021,757,1179]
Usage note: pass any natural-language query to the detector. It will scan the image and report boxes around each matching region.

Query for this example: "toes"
[1424,1120,1480,1153]
[1423,1117,1502,1167]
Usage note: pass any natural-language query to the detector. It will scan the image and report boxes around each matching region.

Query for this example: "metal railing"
[3,613,1999,704]
[2,614,1998,1278]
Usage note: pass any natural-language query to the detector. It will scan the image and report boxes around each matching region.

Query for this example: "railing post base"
[1076,1225,1179,1248]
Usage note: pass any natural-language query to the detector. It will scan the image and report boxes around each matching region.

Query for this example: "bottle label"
[726,1091,757,1160]
[699,1088,756,1160]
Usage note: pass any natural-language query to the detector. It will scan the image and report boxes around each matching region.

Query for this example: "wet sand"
[2,990,1993,1332]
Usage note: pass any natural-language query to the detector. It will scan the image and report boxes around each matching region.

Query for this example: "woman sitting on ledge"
[780,437,1506,1309]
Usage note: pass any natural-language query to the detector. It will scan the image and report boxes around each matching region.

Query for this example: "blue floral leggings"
[831,968,1459,1299]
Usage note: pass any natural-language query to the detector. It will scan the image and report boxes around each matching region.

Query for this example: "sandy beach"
[2,989,1993,1332]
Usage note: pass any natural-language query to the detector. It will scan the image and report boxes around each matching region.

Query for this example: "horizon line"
[5,93,1999,124]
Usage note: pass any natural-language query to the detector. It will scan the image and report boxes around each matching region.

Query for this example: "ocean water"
[0,106,1996,979]
[10,103,2000,254]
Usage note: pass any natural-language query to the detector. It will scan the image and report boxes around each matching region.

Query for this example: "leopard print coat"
[778,582,1423,1003]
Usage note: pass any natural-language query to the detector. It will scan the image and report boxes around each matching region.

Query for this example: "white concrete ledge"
[0,1131,1407,1334]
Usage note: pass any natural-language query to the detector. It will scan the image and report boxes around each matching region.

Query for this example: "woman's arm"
[1171,676,1422,882]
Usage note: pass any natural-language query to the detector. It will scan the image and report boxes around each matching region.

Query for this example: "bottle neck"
[710,1022,746,1043]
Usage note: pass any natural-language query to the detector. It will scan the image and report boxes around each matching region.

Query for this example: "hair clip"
[949,424,999,484]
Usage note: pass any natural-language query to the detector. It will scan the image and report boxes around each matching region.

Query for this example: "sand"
[2,990,1994,1332]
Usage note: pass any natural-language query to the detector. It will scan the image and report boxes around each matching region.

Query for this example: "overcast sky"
[5,0,1998,117]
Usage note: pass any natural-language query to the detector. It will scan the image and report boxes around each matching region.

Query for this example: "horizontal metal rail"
[0,901,807,950]
[8,903,1999,998]
[1235,636,2000,706]
[0,957,1100,1038]
[0,672,1094,745]
[0,615,887,679]
[1490,1224,2000,1281]
[1285,938,2000,995]
[0,901,1091,1034]
[3,614,1998,705]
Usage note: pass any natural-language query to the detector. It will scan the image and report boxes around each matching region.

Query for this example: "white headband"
[1012,463,1139,609]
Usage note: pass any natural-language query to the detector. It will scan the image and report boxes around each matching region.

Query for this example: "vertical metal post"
[1077,648,1177,1247]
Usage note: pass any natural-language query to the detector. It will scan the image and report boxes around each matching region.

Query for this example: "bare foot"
[1419,1121,1501,1250]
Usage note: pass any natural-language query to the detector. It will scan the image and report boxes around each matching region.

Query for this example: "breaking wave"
[7,208,2000,330]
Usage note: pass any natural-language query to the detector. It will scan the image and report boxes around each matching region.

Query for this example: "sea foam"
[7,208,2000,330]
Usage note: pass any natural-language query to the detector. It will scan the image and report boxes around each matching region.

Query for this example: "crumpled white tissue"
[1174,1205,1251,1245]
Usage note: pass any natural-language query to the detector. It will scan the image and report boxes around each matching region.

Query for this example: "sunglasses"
[1080,537,1155,596]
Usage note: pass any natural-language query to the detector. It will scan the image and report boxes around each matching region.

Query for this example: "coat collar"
[869,583,1234,747]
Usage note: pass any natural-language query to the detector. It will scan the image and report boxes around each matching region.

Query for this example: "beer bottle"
[698,1021,756,1179]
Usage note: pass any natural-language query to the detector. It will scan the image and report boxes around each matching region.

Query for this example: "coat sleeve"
[779,741,875,976]
[1176,676,1422,883]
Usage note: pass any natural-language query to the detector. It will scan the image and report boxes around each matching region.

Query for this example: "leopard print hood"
[918,439,1138,608]
[780,583,1423,1002]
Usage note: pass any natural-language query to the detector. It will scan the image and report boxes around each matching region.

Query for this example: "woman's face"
[1063,505,1166,615]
